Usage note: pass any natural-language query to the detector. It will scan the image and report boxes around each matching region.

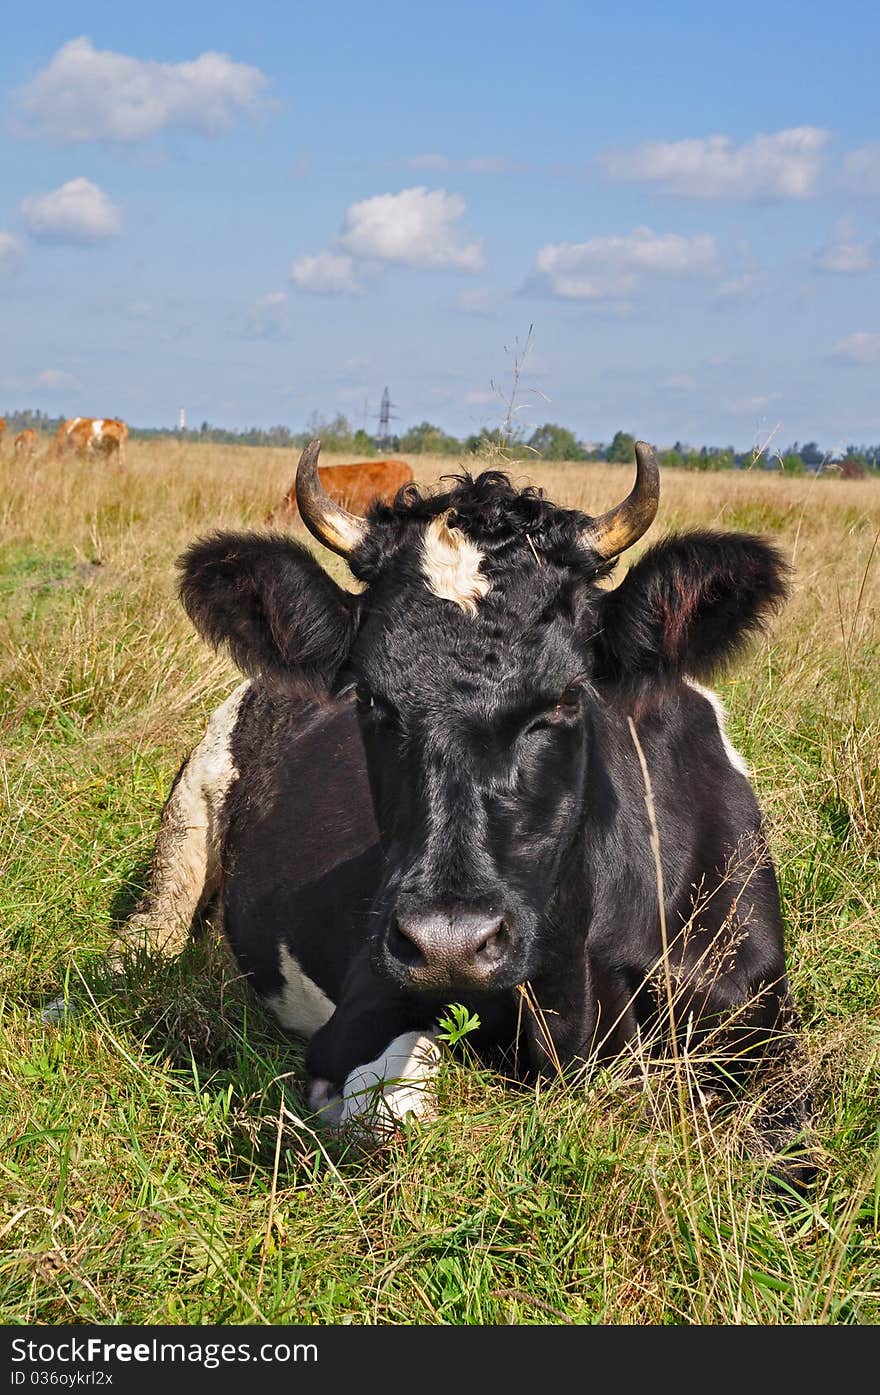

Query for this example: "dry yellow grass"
[3,438,878,783]
[5,436,878,559]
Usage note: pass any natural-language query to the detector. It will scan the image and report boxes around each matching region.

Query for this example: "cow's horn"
[579,440,660,559]
[294,439,368,557]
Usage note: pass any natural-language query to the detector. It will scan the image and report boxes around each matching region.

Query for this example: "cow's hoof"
[764,1142,819,1200]
[339,1031,441,1135]
[307,1077,344,1127]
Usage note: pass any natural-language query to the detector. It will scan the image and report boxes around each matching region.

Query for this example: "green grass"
[1,443,878,1324]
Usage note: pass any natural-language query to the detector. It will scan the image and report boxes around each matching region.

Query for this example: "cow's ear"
[178,532,357,693]
[594,532,789,686]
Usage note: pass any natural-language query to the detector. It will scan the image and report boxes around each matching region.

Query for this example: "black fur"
[178,532,357,695]
[159,470,812,1183]
[596,532,790,690]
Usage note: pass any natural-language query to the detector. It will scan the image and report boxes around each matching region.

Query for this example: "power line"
[376,386,399,445]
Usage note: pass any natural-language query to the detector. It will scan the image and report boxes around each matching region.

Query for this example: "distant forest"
[5,408,879,476]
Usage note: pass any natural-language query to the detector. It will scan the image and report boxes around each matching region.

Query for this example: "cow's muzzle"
[381,899,516,992]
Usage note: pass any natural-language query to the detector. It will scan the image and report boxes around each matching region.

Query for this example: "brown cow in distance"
[14,429,40,458]
[0,418,5,452]
[839,456,867,480]
[270,458,414,525]
[54,417,129,464]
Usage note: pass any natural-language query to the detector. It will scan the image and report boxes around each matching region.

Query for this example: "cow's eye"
[558,684,583,711]
[355,682,374,710]
[522,685,585,738]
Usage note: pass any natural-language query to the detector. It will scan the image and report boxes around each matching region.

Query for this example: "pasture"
[1,439,878,1324]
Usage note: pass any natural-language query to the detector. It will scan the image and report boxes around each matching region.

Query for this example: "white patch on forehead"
[686,678,750,777]
[340,1030,440,1131]
[420,512,490,615]
[91,418,104,439]
[265,943,335,1039]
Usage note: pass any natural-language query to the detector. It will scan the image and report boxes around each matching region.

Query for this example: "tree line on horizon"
[5,407,879,476]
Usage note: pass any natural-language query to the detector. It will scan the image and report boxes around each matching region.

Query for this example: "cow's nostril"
[476,920,507,963]
[388,919,424,968]
[384,907,514,987]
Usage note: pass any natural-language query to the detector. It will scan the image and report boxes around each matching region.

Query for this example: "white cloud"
[726,392,782,416]
[814,219,877,273]
[13,36,269,144]
[341,187,484,271]
[599,127,829,200]
[290,251,360,295]
[406,154,516,174]
[0,231,25,274]
[832,331,880,365]
[711,271,762,306]
[36,369,81,391]
[0,367,82,394]
[530,228,716,300]
[842,144,880,197]
[21,178,122,244]
[243,290,290,338]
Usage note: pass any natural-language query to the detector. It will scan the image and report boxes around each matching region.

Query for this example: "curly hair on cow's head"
[372,470,551,532]
[349,470,614,583]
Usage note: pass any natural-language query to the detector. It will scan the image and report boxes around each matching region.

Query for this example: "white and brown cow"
[54,417,128,464]
[14,428,40,458]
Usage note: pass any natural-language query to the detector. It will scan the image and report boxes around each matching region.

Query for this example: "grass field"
[1,439,878,1324]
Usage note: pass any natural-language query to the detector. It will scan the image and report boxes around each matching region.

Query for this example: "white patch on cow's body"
[91,419,104,440]
[265,943,335,1038]
[339,1030,441,1130]
[421,513,490,615]
[111,680,250,961]
[68,418,81,433]
[686,679,750,777]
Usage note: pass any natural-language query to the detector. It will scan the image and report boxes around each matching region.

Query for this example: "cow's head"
[180,441,786,999]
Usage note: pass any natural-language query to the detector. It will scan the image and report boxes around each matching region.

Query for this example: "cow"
[0,418,5,452]
[54,417,128,464]
[14,428,40,458]
[269,458,414,523]
[116,439,813,1184]
[839,457,867,480]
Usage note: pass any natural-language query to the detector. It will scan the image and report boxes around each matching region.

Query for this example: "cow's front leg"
[305,952,439,1132]
[517,946,608,1079]
[694,987,816,1191]
[312,1030,440,1132]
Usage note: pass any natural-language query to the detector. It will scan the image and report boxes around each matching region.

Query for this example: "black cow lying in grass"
[117,441,813,1183]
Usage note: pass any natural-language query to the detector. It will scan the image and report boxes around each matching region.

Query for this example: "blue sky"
[1,0,878,450]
